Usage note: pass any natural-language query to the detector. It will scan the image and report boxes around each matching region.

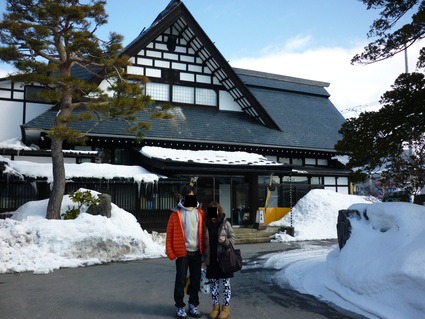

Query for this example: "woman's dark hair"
[208,201,223,216]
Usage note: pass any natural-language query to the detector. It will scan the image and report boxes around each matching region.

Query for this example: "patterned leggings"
[209,278,231,306]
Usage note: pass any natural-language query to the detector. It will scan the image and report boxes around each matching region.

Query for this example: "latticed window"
[145,82,217,107]
[195,88,216,106]
[172,85,194,104]
[145,82,170,101]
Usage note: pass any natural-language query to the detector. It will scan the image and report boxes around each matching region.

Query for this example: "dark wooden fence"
[0,176,171,232]
[135,209,172,233]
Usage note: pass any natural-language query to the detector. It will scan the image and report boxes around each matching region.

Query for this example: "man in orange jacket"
[166,185,205,319]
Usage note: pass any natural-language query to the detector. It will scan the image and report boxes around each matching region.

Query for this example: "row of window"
[130,22,221,108]
[145,82,217,106]
[265,155,329,167]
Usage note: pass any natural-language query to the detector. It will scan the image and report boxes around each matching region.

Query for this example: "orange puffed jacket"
[166,209,205,260]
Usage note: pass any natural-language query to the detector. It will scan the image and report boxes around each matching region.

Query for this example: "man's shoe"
[176,307,188,319]
[188,304,202,318]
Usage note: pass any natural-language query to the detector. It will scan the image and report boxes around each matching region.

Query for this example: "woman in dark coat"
[204,202,236,319]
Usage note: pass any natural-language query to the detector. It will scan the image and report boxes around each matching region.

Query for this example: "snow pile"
[269,189,378,241]
[325,202,425,318]
[0,192,165,274]
[265,200,425,319]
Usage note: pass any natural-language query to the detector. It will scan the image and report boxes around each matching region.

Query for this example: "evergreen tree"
[336,73,425,193]
[352,0,425,66]
[0,0,171,219]
[336,0,425,194]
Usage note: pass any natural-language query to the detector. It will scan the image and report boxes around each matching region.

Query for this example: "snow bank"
[270,189,377,241]
[0,193,165,274]
[324,202,425,318]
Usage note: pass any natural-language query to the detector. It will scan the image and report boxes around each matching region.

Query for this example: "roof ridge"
[151,0,181,26]
[233,67,330,88]
[123,0,182,53]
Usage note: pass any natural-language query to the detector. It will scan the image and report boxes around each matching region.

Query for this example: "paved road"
[0,241,366,319]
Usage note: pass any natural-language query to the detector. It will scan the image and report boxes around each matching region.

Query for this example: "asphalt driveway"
[0,241,365,319]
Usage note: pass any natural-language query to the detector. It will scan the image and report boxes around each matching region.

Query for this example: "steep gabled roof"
[122,0,279,130]
[235,68,346,150]
[22,66,344,152]
[21,0,345,154]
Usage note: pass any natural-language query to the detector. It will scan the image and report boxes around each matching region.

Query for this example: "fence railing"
[0,177,171,232]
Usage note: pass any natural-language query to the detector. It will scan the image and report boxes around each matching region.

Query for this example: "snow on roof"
[140,146,283,166]
[0,138,35,151]
[0,155,160,184]
[0,138,97,155]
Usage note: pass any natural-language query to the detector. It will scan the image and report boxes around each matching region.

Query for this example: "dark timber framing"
[122,1,279,129]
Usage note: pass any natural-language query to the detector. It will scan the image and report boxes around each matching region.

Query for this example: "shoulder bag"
[218,242,243,274]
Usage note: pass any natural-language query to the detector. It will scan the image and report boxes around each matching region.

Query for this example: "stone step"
[233,226,284,244]
[156,226,293,245]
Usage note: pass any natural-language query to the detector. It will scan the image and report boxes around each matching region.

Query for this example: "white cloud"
[0,63,13,78]
[260,35,313,55]
[231,37,422,115]
[0,69,9,78]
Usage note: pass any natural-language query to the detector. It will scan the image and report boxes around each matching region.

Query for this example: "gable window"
[173,85,194,104]
[195,88,216,106]
[146,82,169,101]
[317,159,328,166]
[145,81,218,107]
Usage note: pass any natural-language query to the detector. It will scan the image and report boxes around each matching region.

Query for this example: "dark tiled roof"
[234,68,330,97]
[23,106,292,147]
[23,67,344,151]
[234,68,346,150]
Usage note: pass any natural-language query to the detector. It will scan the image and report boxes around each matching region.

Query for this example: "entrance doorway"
[196,176,250,226]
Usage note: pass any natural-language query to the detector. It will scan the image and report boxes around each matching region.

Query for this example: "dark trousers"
[174,250,202,308]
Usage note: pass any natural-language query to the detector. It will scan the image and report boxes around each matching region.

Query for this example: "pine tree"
[0,0,171,219]
[336,72,425,193]
[352,0,425,67]
[336,0,425,194]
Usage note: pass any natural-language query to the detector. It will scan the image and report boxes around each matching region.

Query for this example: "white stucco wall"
[0,99,51,141]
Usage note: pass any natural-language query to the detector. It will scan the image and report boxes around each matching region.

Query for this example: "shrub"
[62,190,100,220]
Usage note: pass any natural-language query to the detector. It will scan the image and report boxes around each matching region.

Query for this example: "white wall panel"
[0,101,22,140]
[219,90,241,112]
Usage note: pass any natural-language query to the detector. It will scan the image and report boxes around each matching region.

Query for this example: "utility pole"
[404,46,409,73]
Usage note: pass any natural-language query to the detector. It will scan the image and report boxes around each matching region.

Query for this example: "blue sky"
[101,0,377,56]
[0,0,421,115]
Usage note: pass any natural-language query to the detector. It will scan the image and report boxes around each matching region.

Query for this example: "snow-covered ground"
[1,189,424,319]
[266,190,425,319]
[0,191,166,274]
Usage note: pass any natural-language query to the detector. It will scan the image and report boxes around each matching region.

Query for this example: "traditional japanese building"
[0,0,350,231]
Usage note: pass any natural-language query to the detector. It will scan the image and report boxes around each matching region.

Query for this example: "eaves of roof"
[137,153,293,175]
[22,101,342,153]
[0,148,97,159]
[291,165,351,176]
